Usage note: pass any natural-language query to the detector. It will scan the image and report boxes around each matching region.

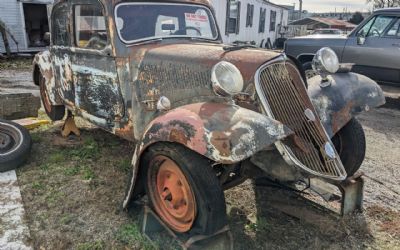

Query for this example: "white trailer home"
[0,0,53,54]
[210,0,289,48]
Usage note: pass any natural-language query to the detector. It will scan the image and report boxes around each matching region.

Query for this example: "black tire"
[0,119,32,172]
[143,143,227,237]
[332,118,366,177]
[303,62,318,79]
[39,73,65,121]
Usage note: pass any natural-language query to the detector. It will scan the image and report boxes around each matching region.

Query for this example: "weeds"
[82,166,95,180]
[64,165,80,176]
[117,159,132,173]
[77,240,104,250]
[116,223,155,249]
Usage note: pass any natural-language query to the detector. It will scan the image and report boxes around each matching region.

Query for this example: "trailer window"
[246,4,254,27]
[226,0,241,34]
[259,8,266,33]
[74,4,108,50]
[270,11,277,32]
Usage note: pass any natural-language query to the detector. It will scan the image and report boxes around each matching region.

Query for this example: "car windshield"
[115,3,218,43]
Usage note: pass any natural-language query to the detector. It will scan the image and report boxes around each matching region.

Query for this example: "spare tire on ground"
[0,119,32,172]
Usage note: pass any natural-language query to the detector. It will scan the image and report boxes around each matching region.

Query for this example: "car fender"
[308,72,385,138]
[123,102,293,208]
[33,50,62,105]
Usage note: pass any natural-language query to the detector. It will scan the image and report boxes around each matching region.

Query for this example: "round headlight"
[312,47,340,76]
[211,61,244,96]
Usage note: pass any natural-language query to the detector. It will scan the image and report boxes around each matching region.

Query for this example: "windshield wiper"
[223,44,258,52]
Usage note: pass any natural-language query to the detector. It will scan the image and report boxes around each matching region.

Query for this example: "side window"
[357,16,376,37]
[270,10,277,32]
[386,18,400,37]
[367,16,396,37]
[226,0,241,34]
[74,4,107,50]
[259,8,266,33]
[52,3,70,46]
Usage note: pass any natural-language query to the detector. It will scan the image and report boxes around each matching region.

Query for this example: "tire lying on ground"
[0,119,32,172]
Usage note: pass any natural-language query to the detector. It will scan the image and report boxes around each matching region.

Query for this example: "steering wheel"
[369,28,381,37]
[175,26,202,36]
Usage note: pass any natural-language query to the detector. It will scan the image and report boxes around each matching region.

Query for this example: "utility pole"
[299,0,303,20]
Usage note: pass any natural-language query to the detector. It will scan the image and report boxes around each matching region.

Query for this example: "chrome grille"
[256,60,346,180]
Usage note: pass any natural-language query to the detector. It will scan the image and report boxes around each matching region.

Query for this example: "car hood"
[298,34,347,39]
[128,42,282,104]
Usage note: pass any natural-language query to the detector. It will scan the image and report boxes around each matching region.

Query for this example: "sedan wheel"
[143,143,228,236]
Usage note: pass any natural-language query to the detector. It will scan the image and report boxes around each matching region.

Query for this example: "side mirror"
[357,34,366,45]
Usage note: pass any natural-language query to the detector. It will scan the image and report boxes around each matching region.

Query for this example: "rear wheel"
[332,118,366,177]
[143,143,227,236]
[39,73,65,121]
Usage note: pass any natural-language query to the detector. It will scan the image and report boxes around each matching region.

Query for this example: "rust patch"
[332,101,354,135]
[210,131,231,157]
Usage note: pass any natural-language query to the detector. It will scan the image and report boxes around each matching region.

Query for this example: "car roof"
[53,0,212,6]
[374,7,400,14]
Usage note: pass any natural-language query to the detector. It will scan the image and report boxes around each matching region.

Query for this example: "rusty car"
[33,0,385,240]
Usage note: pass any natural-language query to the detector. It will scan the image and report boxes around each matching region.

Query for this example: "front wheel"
[332,118,366,177]
[143,143,227,236]
[303,62,318,79]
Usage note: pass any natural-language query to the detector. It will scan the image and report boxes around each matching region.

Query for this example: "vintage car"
[33,0,385,239]
[285,8,400,85]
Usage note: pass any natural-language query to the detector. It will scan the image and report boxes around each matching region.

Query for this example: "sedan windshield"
[115,3,218,43]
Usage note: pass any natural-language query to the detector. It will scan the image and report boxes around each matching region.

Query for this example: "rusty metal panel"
[256,58,347,180]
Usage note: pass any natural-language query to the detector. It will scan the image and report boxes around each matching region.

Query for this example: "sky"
[275,0,374,13]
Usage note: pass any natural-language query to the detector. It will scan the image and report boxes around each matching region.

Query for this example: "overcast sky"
[274,0,374,13]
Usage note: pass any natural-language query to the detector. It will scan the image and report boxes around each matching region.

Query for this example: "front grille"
[256,60,346,180]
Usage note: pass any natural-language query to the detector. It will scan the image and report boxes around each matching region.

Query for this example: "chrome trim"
[254,54,346,181]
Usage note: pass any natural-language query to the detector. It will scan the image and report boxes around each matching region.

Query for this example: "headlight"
[211,61,244,96]
[312,47,340,77]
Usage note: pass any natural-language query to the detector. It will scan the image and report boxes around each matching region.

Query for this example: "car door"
[343,15,400,84]
[69,0,124,127]
[50,2,75,104]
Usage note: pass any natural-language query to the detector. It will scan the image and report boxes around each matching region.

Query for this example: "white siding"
[0,0,27,53]
[210,0,288,46]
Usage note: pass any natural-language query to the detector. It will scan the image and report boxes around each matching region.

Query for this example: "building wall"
[211,0,289,47]
[0,0,27,53]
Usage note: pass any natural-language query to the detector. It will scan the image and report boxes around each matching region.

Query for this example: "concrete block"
[0,92,41,120]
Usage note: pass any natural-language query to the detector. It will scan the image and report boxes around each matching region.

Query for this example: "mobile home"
[0,0,52,54]
[211,0,289,47]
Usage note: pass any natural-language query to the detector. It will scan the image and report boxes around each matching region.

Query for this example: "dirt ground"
[1,60,399,249]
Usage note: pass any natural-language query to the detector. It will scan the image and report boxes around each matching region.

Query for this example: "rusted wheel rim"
[39,75,52,113]
[148,156,196,233]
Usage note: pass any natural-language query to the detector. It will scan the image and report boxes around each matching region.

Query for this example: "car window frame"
[51,2,72,47]
[383,17,400,38]
[72,1,110,51]
[113,2,220,45]
[365,15,398,38]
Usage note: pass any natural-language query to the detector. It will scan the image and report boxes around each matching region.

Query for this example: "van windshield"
[115,3,219,43]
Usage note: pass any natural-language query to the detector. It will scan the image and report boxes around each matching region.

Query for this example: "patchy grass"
[16,115,400,249]
[0,57,32,71]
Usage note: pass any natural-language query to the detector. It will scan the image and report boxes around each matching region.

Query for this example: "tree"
[367,0,400,8]
[349,12,365,24]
